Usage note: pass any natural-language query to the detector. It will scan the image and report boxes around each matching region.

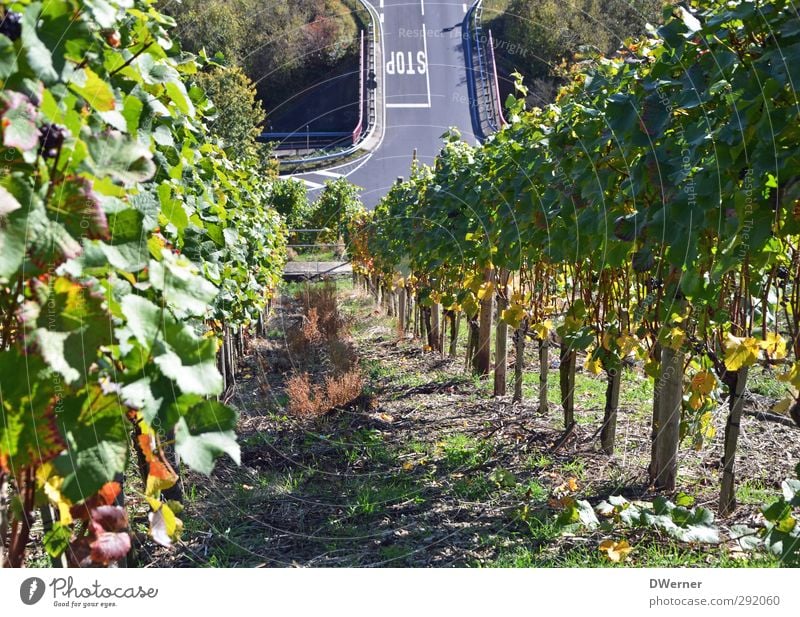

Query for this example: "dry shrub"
[286,247,299,261]
[286,372,326,416]
[296,282,344,340]
[286,369,363,417]
[287,306,322,359]
[302,307,321,342]
[324,370,363,409]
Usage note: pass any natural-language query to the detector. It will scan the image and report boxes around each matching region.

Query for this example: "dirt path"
[150,286,798,567]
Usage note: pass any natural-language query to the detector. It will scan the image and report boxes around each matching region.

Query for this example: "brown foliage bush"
[286,369,363,417]
[296,282,345,340]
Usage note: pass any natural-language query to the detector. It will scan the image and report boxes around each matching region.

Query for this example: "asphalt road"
[289,0,479,209]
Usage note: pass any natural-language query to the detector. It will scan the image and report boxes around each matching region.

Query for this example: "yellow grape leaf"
[464,273,481,294]
[598,539,632,563]
[146,473,177,498]
[760,332,787,360]
[778,362,800,389]
[693,411,716,451]
[616,334,639,356]
[691,370,716,396]
[601,332,613,351]
[567,477,579,491]
[501,303,526,329]
[585,355,603,375]
[477,281,494,300]
[724,334,760,371]
[402,461,415,471]
[772,396,796,415]
[688,391,704,411]
[531,320,553,340]
[666,327,685,350]
[37,465,73,526]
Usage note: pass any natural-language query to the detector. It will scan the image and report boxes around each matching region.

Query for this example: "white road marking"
[379,0,383,7]
[299,179,324,189]
[420,0,424,15]
[462,3,467,12]
[386,103,432,108]
[315,169,343,178]
[422,23,431,107]
[379,12,384,23]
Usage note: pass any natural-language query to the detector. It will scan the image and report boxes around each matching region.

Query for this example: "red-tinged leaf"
[89,531,131,565]
[49,176,108,240]
[137,433,155,461]
[69,482,121,520]
[0,91,38,151]
[138,433,178,484]
[97,481,122,505]
[149,458,176,481]
[90,505,128,532]
[0,352,66,472]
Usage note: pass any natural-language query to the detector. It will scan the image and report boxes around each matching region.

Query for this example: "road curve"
[289,0,479,209]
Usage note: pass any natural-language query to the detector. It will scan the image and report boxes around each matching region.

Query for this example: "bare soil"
[146,286,799,567]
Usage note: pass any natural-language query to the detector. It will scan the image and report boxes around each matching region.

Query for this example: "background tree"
[194,65,266,160]
[486,0,668,103]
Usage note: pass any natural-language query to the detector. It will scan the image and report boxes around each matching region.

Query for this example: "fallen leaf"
[598,538,632,562]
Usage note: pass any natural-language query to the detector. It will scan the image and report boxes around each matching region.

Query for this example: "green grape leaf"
[20,3,59,84]
[54,385,130,502]
[0,35,18,80]
[0,351,64,472]
[85,130,155,184]
[148,252,217,317]
[68,67,116,112]
[174,399,239,475]
[0,91,38,151]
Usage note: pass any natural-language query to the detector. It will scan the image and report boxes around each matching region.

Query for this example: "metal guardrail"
[470,0,507,134]
[352,30,366,145]
[487,30,508,128]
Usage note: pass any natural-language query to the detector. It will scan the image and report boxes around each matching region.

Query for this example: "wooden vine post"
[397,286,406,337]
[448,311,459,357]
[512,318,528,403]
[494,269,510,396]
[474,266,494,375]
[719,366,749,515]
[559,339,576,428]
[600,367,622,455]
[538,336,549,414]
[431,302,442,352]
[650,345,683,491]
